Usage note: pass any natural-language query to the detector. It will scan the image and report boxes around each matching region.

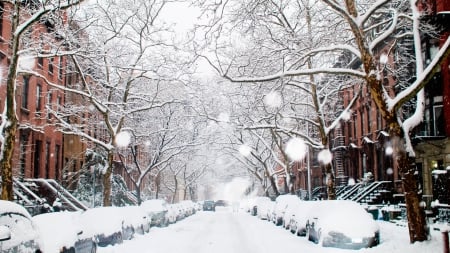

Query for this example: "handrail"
[45,179,88,210]
[353,181,391,202]
[338,183,362,200]
[25,178,82,211]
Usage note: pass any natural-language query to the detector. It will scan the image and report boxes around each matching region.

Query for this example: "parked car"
[179,200,196,216]
[305,200,380,249]
[140,199,169,227]
[0,200,41,253]
[288,201,316,236]
[79,206,126,247]
[32,211,97,253]
[202,200,216,211]
[120,205,151,235]
[166,204,180,224]
[257,199,275,221]
[271,195,300,226]
[250,197,271,216]
[281,197,304,230]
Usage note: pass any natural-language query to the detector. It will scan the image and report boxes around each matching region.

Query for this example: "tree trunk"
[390,123,428,242]
[268,171,280,196]
[401,155,428,242]
[136,184,141,205]
[172,175,178,203]
[324,163,336,200]
[1,3,20,201]
[102,151,114,206]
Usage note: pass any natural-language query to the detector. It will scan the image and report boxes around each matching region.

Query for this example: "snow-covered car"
[281,196,304,230]
[179,200,196,216]
[288,201,316,236]
[120,205,151,235]
[166,204,180,224]
[79,206,127,247]
[305,200,380,249]
[140,199,169,227]
[32,211,97,253]
[257,199,275,221]
[250,196,271,217]
[271,195,301,226]
[0,200,41,253]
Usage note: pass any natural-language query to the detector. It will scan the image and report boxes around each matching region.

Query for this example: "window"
[48,57,54,75]
[36,84,42,111]
[360,109,365,135]
[433,104,444,136]
[47,91,53,119]
[55,145,61,180]
[22,76,30,109]
[45,141,50,178]
[37,57,43,69]
[33,140,42,178]
[58,56,64,80]
[19,132,28,180]
[56,95,61,113]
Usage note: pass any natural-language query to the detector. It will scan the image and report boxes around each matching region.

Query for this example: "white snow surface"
[1,200,446,253]
[96,206,443,253]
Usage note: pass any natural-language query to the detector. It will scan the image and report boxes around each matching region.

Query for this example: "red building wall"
[0,3,65,181]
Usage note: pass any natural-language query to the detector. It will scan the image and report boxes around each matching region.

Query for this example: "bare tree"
[49,0,189,206]
[195,0,450,242]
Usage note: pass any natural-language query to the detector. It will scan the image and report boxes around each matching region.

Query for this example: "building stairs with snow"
[2,178,88,215]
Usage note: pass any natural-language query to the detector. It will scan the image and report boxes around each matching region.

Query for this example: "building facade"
[336,0,450,205]
[0,2,82,186]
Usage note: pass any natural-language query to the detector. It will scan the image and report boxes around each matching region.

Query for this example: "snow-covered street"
[98,207,443,253]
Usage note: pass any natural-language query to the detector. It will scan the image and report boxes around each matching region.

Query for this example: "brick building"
[335,0,450,204]
[0,2,77,184]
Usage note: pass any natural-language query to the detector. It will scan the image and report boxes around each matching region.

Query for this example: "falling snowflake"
[115,131,131,147]
[285,138,308,161]
[385,146,393,156]
[386,168,393,175]
[239,144,252,157]
[348,177,356,185]
[341,109,352,121]
[318,149,333,165]
[218,112,230,122]
[264,91,282,108]
[380,53,388,65]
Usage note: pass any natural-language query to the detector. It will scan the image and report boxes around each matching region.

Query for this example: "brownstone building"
[335,0,450,205]
[0,2,72,183]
